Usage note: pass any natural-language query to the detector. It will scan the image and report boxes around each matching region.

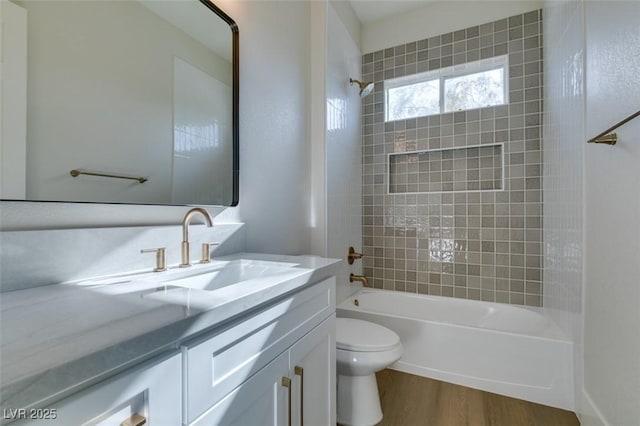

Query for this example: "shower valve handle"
[347,247,364,265]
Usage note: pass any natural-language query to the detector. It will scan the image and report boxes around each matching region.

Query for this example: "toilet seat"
[336,318,400,352]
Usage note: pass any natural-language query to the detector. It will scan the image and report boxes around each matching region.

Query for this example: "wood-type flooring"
[374,369,580,426]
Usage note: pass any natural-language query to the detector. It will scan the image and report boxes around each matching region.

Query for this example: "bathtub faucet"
[350,273,369,287]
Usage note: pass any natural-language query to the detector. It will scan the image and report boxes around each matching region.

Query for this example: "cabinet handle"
[295,366,304,426]
[120,413,146,426]
[282,376,292,426]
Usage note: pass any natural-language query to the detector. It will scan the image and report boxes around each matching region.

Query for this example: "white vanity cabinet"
[184,278,336,426]
[190,316,335,426]
[9,277,336,426]
[12,352,182,426]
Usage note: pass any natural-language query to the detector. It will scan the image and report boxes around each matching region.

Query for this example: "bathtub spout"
[350,273,369,287]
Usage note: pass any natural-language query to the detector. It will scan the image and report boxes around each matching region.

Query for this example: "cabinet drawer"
[11,352,181,426]
[183,277,335,424]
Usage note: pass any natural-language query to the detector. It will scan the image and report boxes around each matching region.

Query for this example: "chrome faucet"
[180,207,213,268]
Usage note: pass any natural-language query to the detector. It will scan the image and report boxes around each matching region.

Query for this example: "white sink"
[156,259,302,291]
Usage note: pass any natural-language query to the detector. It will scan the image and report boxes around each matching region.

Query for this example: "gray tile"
[454,29,466,41]
[494,30,508,45]
[466,26,480,39]
[509,14,523,28]
[360,9,543,307]
[467,37,480,51]
[524,36,539,50]
[494,18,508,31]
[509,26,523,41]
[479,22,494,36]
[524,10,539,25]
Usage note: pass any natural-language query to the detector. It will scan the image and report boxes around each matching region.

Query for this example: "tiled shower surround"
[361,10,543,306]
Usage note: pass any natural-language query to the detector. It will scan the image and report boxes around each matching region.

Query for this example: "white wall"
[0,1,27,199]
[326,2,363,302]
[205,0,313,255]
[309,0,328,257]
[542,0,584,413]
[361,0,543,54]
[330,0,361,50]
[1,223,246,292]
[543,1,640,423]
[2,0,316,259]
[583,2,640,424]
[308,0,363,300]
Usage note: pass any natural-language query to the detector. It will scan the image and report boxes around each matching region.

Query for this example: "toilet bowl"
[336,317,403,426]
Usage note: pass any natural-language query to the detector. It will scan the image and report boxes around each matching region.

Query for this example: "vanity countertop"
[0,253,341,415]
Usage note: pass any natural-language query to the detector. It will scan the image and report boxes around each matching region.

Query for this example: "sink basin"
[156,259,303,291]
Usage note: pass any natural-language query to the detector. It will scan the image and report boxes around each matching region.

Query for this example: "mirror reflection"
[2,0,238,206]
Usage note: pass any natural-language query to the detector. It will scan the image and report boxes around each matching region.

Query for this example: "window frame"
[384,55,509,122]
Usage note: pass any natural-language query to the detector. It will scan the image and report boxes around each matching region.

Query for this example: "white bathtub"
[336,289,574,411]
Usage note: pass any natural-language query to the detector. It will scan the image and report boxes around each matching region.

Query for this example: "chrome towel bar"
[588,109,640,145]
[70,169,148,183]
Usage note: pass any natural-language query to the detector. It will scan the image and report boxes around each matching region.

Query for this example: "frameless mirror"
[1,0,238,206]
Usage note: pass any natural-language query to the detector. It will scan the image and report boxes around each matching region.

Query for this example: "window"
[385,56,508,122]
[387,79,439,121]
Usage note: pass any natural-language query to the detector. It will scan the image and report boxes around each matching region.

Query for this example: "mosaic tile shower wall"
[389,144,503,193]
[361,10,543,306]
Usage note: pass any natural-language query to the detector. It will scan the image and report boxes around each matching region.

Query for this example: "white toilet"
[336,318,403,426]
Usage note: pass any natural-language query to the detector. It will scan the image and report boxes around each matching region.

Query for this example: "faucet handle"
[347,246,364,265]
[141,247,167,272]
[200,242,220,264]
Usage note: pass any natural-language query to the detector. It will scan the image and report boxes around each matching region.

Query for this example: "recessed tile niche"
[389,144,503,193]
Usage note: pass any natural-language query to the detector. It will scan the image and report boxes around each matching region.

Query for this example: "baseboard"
[578,389,608,426]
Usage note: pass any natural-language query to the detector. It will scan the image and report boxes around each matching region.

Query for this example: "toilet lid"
[336,318,400,352]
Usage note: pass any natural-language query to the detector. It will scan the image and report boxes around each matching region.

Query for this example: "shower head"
[350,78,375,98]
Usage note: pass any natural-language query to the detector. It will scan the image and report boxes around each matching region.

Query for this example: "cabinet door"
[289,315,336,426]
[190,351,291,426]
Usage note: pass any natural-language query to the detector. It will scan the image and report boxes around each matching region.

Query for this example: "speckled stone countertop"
[0,253,341,418]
